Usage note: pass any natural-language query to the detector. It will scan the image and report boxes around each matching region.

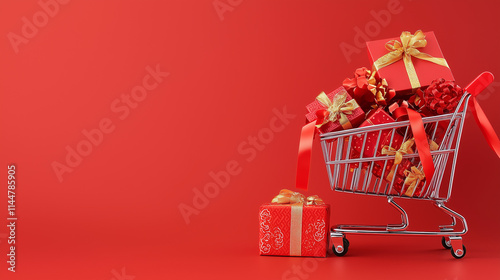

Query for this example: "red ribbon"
[296,121,317,190]
[405,108,435,187]
[470,98,500,156]
[389,100,411,121]
[465,72,500,157]
[421,79,463,115]
[296,108,435,190]
[315,110,329,127]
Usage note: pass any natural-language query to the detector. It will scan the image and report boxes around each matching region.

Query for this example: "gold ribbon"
[428,139,439,151]
[382,138,415,165]
[372,30,449,89]
[290,204,302,256]
[305,195,324,206]
[271,189,324,205]
[315,91,359,130]
[382,138,415,181]
[403,166,425,196]
[367,72,395,106]
[271,189,324,256]
[382,138,438,181]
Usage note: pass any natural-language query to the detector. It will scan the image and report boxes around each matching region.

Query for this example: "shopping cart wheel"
[332,238,349,257]
[451,245,466,259]
[441,237,452,249]
[343,237,350,248]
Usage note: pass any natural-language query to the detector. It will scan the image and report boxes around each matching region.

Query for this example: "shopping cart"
[321,72,496,259]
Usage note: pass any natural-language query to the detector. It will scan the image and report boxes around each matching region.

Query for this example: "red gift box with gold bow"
[366,31,454,95]
[379,138,438,197]
[259,189,329,257]
[349,108,440,197]
[305,87,365,134]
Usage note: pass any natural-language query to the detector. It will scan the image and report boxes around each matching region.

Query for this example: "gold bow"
[315,91,359,129]
[382,138,414,181]
[372,30,449,89]
[382,138,415,165]
[305,195,324,206]
[428,139,439,151]
[367,72,394,106]
[403,166,425,196]
[271,189,324,205]
[382,138,439,181]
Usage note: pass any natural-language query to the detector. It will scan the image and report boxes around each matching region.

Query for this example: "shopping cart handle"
[464,71,494,97]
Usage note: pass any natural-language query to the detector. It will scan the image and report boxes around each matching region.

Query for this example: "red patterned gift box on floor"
[305,86,364,134]
[259,190,329,257]
[366,30,454,95]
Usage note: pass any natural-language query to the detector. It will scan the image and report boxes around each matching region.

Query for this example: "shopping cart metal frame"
[320,91,473,259]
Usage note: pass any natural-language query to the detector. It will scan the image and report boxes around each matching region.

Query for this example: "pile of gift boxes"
[258,30,498,257]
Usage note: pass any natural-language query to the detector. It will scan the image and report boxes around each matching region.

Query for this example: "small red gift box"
[306,87,365,134]
[378,138,415,195]
[373,159,412,195]
[379,137,438,197]
[349,109,405,194]
[351,108,404,159]
[400,166,426,197]
[366,31,454,94]
[259,190,329,257]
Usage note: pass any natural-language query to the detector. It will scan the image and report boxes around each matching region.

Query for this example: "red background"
[1,0,499,279]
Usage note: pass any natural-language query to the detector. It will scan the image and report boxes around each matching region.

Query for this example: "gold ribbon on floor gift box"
[271,189,324,205]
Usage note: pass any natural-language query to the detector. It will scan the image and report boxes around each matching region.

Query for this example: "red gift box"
[379,138,415,195]
[366,31,454,94]
[306,86,365,134]
[372,158,412,195]
[349,108,405,194]
[379,136,438,197]
[401,166,426,197]
[351,108,404,159]
[342,67,396,111]
[259,190,329,257]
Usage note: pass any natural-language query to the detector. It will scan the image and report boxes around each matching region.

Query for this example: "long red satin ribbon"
[463,72,500,157]
[296,121,317,190]
[469,97,500,157]
[405,108,435,188]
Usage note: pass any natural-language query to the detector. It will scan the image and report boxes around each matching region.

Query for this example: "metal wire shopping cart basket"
[320,73,498,259]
